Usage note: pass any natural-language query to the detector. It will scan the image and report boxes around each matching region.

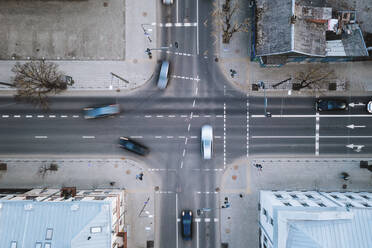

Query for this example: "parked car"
[201,125,213,160]
[367,101,372,113]
[119,137,149,156]
[157,61,170,89]
[83,104,120,119]
[181,210,193,240]
[162,0,173,5]
[316,99,348,112]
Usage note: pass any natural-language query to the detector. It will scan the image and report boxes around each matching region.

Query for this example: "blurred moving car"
[157,61,170,89]
[119,137,149,156]
[367,101,372,113]
[201,125,213,160]
[83,104,120,119]
[316,99,348,112]
[181,210,193,240]
[162,0,173,5]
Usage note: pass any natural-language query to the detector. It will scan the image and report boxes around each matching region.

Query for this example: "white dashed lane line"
[82,136,95,139]
[35,136,48,139]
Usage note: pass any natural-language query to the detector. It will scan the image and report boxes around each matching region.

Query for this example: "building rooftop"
[256,0,368,57]
[0,200,112,248]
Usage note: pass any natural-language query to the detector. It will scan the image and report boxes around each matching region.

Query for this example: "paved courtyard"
[0,0,125,60]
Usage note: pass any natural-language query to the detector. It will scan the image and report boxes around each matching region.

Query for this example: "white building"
[259,190,372,248]
[0,188,126,248]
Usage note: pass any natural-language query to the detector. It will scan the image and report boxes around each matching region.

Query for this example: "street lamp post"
[145,47,169,59]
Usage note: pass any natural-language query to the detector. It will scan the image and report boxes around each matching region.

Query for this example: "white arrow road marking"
[349,102,366,108]
[346,144,365,152]
[346,124,366,129]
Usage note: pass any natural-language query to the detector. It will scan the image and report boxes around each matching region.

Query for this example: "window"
[35,243,42,248]
[346,195,354,200]
[10,241,17,248]
[362,203,371,207]
[306,194,314,199]
[275,194,283,199]
[318,203,326,207]
[331,195,339,199]
[361,195,370,200]
[290,194,298,199]
[45,228,53,240]
[270,218,274,226]
[263,208,267,216]
[90,226,102,233]
[264,235,267,243]
[283,202,291,206]
[301,202,309,207]
[44,243,51,248]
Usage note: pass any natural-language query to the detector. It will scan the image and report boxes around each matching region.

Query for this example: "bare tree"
[212,0,249,44]
[292,67,335,92]
[11,60,74,109]
[38,163,58,178]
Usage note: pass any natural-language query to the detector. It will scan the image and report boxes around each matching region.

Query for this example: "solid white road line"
[35,136,48,139]
[176,193,179,248]
[252,135,372,138]
[196,0,199,55]
[82,136,95,139]
[315,113,320,156]
[196,221,199,248]
[176,0,179,22]
[130,136,143,139]
[252,114,372,118]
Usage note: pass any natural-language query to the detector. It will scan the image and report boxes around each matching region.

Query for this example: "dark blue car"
[119,137,149,156]
[316,99,348,112]
[181,210,193,240]
[83,104,120,119]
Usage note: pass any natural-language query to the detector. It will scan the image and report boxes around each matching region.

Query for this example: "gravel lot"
[0,0,125,60]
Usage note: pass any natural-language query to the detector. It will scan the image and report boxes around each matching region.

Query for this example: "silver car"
[201,125,213,160]
[367,101,372,113]
[163,0,173,5]
[157,61,170,89]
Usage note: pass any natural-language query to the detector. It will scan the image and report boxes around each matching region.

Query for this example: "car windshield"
[204,140,211,147]
[183,219,191,224]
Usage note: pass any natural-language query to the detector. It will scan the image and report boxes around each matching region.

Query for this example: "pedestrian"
[341,172,350,181]
[175,42,179,48]
[139,172,144,181]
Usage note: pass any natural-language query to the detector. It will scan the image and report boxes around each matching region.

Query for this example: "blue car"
[83,104,120,119]
[181,210,193,240]
[316,99,348,112]
[157,61,170,89]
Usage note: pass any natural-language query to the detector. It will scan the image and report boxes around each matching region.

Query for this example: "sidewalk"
[219,157,372,248]
[0,158,159,248]
[0,0,157,92]
[214,0,372,96]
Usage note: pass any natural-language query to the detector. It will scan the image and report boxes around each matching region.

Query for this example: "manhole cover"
[215,187,220,192]
[103,2,108,7]
[143,12,148,17]
[133,59,138,64]
[234,165,239,170]
[232,175,237,180]
[235,49,240,54]
[154,186,160,191]
[126,170,131,175]
[114,164,118,168]
[225,228,230,233]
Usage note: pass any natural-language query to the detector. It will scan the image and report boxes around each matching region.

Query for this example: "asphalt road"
[0,1,372,248]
